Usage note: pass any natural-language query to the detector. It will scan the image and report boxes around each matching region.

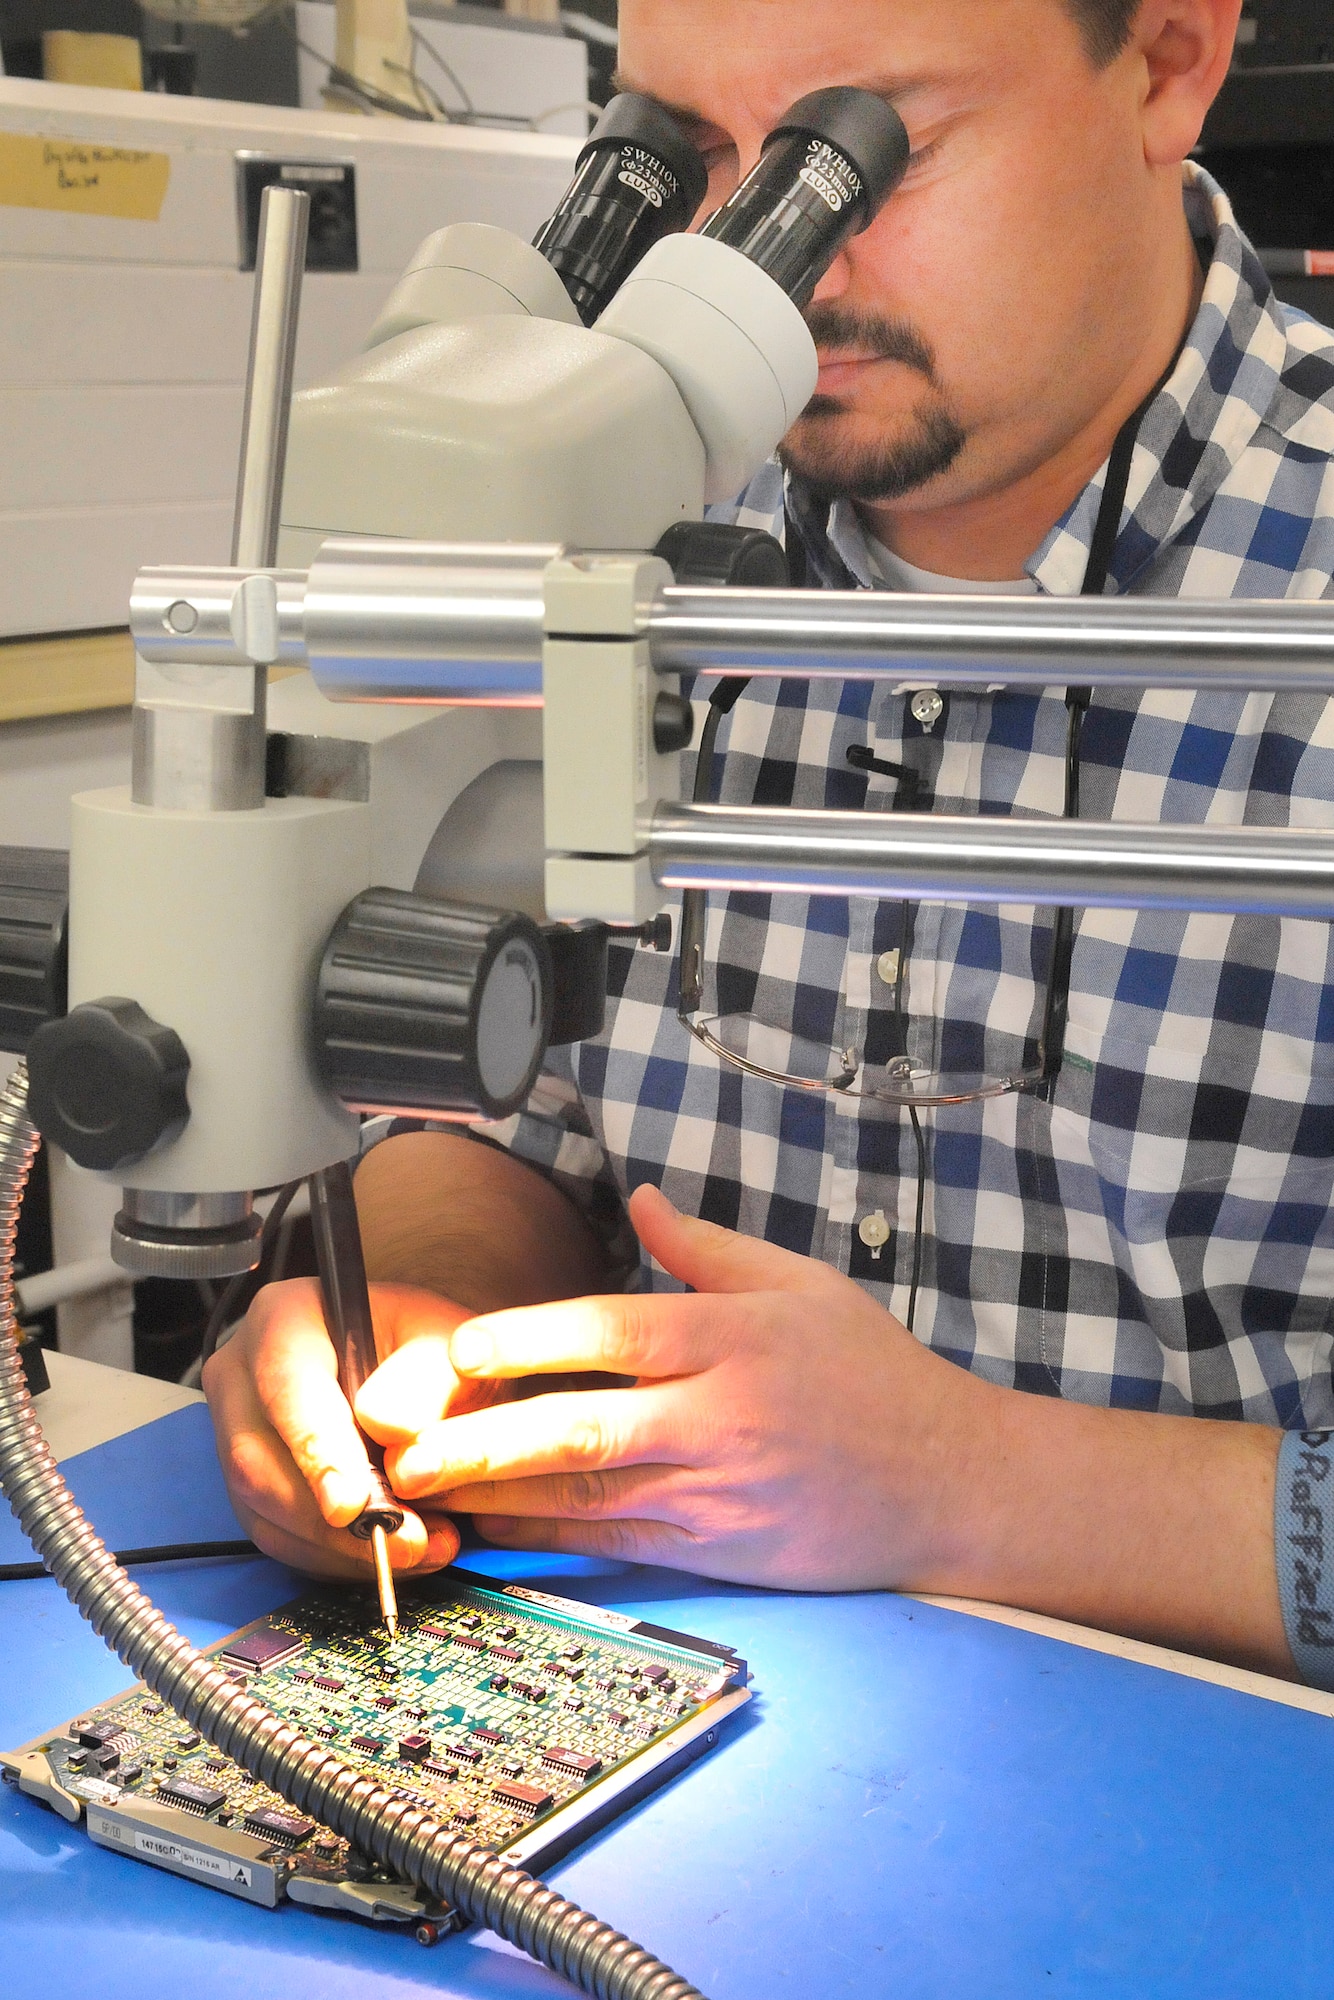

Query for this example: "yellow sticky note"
[0,130,170,221]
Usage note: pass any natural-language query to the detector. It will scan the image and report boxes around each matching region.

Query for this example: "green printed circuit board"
[1,1569,750,1941]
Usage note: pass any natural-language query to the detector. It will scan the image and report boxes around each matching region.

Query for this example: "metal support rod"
[137,550,1334,700]
[650,587,1334,689]
[131,186,310,815]
[233,183,310,571]
[650,801,1334,919]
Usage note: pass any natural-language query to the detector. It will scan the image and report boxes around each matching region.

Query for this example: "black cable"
[845,742,924,809]
[1,1539,257,1583]
[410,25,476,118]
[198,1180,302,1371]
[678,681,751,1015]
[906,1106,927,1335]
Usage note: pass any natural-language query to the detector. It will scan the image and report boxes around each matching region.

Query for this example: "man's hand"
[377,1185,1293,1678]
[379,1183,980,1590]
[202,1278,507,1580]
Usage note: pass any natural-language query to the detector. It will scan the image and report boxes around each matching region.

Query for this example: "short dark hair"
[1065,0,1141,65]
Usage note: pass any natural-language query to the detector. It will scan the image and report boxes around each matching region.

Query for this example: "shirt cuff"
[1274,1427,1334,1689]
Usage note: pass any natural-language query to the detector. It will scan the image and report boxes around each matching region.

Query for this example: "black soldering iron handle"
[308,1158,406,1540]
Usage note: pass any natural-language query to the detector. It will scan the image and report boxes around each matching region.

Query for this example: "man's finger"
[223,1410,438,1568]
[233,1491,460,1580]
[235,1281,375,1523]
[385,1382,689,1499]
[442,1461,686,1521]
[355,1335,456,1443]
[245,1280,476,1503]
[254,1345,378,1526]
[629,1182,831,1296]
[474,1513,698,1567]
[355,1332,509,1446]
[448,1291,730,1384]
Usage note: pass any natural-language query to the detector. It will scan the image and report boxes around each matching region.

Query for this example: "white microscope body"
[31,89,902,1275]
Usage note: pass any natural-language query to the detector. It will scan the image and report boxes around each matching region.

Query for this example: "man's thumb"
[627,1182,824,1296]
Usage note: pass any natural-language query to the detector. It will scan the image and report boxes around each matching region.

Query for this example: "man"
[205,0,1334,1684]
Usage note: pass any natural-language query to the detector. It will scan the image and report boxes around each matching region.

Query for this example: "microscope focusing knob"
[315,888,555,1123]
[27,997,191,1172]
[0,845,68,1055]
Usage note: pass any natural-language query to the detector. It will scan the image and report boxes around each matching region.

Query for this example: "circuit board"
[1,1569,749,1942]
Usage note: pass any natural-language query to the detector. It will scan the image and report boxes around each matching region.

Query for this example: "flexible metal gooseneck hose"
[0,1063,702,2000]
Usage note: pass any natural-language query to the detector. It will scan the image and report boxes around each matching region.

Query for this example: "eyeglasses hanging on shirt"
[675,374,1162,1110]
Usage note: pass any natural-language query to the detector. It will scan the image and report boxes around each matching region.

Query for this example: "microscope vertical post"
[105,185,335,1280]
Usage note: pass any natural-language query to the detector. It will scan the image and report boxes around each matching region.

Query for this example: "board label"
[87,1808,252,1886]
[0,132,170,220]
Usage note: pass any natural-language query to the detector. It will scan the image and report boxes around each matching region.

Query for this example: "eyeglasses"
[675,694,1086,1113]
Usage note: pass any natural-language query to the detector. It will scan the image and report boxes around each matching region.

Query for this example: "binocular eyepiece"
[535,85,911,326]
[533,92,710,325]
[702,87,911,308]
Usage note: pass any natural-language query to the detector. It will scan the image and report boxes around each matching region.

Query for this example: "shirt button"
[876,949,901,987]
[857,1210,891,1251]
[910,689,944,730]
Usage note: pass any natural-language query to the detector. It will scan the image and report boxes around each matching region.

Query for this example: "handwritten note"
[0,131,170,220]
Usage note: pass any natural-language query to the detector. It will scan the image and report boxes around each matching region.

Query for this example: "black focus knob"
[0,845,68,1056]
[27,998,191,1172]
[315,889,554,1122]
[654,521,789,590]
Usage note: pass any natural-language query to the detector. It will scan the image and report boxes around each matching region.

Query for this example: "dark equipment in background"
[0,0,299,103]
[1200,5,1334,326]
[0,1,618,109]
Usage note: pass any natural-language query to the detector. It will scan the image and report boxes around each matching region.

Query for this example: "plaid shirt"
[489,167,1334,1429]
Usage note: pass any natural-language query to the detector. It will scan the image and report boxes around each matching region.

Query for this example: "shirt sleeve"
[473,1046,640,1286]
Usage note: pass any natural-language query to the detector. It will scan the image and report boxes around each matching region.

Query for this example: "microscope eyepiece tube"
[533,92,709,324]
[701,87,910,306]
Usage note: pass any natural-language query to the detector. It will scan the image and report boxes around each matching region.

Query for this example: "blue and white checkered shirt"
[489,167,1334,1430]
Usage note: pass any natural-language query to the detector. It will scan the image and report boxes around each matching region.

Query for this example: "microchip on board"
[158,1777,228,1814]
[492,1780,553,1816]
[244,1807,315,1844]
[220,1624,305,1673]
[75,1719,122,1750]
[541,1747,602,1780]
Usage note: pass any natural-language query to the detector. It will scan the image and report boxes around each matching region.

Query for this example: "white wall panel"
[0,385,242,508]
[2,499,234,633]
[0,78,578,636]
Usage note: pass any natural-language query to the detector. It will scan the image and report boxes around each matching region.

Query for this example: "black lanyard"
[1041,377,1162,1081]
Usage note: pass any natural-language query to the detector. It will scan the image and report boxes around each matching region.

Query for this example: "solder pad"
[0,1569,750,1937]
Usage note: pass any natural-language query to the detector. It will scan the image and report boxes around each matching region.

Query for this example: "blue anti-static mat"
[0,1400,1329,1999]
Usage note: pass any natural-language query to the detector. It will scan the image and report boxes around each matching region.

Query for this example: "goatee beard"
[783,302,969,503]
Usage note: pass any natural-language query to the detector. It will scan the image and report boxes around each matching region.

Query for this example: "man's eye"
[902,137,944,177]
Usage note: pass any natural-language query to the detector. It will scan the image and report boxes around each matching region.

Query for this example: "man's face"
[617,0,1184,523]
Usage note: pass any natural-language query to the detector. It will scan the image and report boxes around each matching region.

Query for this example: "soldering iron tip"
[370,1523,400,1643]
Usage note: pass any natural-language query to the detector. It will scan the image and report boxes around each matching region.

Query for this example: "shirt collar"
[784,165,1291,599]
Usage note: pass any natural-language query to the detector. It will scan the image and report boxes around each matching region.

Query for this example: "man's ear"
[1133,0,1243,167]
